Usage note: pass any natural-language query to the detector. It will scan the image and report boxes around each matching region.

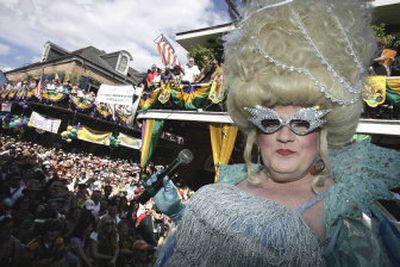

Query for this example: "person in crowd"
[117,195,129,220]
[73,183,89,208]
[70,85,78,96]
[65,210,95,267]
[100,198,121,224]
[135,200,161,247]
[146,64,161,91]
[61,80,71,94]
[90,215,119,267]
[0,213,24,267]
[153,1,400,266]
[160,65,176,86]
[65,206,82,238]
[117,219,154,267]
[90,190,102,216]
[11,195,35,241]
[391,44,400,76]
[194,55,216,84]
[2,172,25,208]
[171,64,184,84]
[24,218,65,267]
[372,47,397,76]
[181,57,200,84]
[103,184,113,200]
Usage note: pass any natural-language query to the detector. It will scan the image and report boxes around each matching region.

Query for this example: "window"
[117,54,129,75]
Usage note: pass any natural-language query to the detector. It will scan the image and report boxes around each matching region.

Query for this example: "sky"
[0,0,231,73]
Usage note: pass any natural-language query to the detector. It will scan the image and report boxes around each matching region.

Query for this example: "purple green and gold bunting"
[386,78,400,107]
[24,88,35,100]
[1,90,9,100]
[95,103,113,119]
[158,83,173,104]
[7,89,17,100]
[69,95,93,112]
[140,119,164,167]
[140,89,161,110]
[42,91,67,103]
[363,76,386,108]
[15,89,26,101]
[172,83,209,109]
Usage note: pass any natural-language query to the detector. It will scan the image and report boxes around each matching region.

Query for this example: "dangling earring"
[257,146,262,164]
[310,157,325,175]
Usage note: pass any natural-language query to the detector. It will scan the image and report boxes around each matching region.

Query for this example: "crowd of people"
[1,78,95,102]
[139,55,222,93]
[0,134,193,267]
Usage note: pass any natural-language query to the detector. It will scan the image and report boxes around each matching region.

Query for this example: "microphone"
[137,149,193,204]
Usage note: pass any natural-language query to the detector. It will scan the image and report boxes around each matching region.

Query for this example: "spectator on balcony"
[146,64,160,91]
[194,56,216,84]
[391,45,400,76]
[371,44,397,76]
[70,85,78,96]
[61,81,71,94]
[172,64,184,84]
[29,79,37,90]
[46,79,56,94]
[181,57,200,84]
[160,66,176,86]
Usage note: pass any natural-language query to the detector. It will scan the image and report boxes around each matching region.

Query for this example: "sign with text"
[96,84,135,106]
[28,111,61,134]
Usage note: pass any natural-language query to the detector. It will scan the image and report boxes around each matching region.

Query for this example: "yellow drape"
[140,119,155,167]
[209,123,238,183]
[387,78,400,92]
[77,126,112,145]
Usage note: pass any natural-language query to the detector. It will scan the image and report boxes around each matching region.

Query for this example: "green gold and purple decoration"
[363,76,386,108]
[172,83,209,109]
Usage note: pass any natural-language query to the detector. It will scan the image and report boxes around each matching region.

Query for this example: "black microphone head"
[177,149,193,165]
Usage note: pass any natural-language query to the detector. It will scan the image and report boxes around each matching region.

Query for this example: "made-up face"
[257,105,321,183]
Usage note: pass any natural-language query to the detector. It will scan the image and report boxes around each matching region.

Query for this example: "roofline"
[372,0,400,7]
[101,50,133,61]
[44,41,70,54]
[176,22,235,39]
[5,55,139,84]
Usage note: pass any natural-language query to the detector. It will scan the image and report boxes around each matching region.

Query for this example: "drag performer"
[153,0,400,266]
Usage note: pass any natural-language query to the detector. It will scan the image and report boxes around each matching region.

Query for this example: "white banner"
[28,111,61,134]
[96,84,135,105]
[118,132,142,149]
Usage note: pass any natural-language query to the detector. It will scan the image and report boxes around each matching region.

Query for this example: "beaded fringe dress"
[166,183,325,267]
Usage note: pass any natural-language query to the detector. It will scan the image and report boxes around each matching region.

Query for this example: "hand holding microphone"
[137,149,193,205]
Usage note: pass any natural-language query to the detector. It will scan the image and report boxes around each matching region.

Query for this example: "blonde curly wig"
[224,0,377,187]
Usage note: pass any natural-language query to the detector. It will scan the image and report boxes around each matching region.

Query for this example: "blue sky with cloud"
[0,0,231,73]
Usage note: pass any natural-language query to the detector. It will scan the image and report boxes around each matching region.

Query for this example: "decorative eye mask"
[244,105,331,136]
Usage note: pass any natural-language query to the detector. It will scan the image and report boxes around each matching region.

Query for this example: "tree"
[372,23,400,48]
[187,46,215,69]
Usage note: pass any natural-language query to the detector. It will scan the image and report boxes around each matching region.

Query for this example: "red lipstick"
[276,149,295,156]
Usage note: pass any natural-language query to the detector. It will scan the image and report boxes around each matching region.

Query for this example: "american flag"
[35,69,44,100]
[154,34,182,67]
